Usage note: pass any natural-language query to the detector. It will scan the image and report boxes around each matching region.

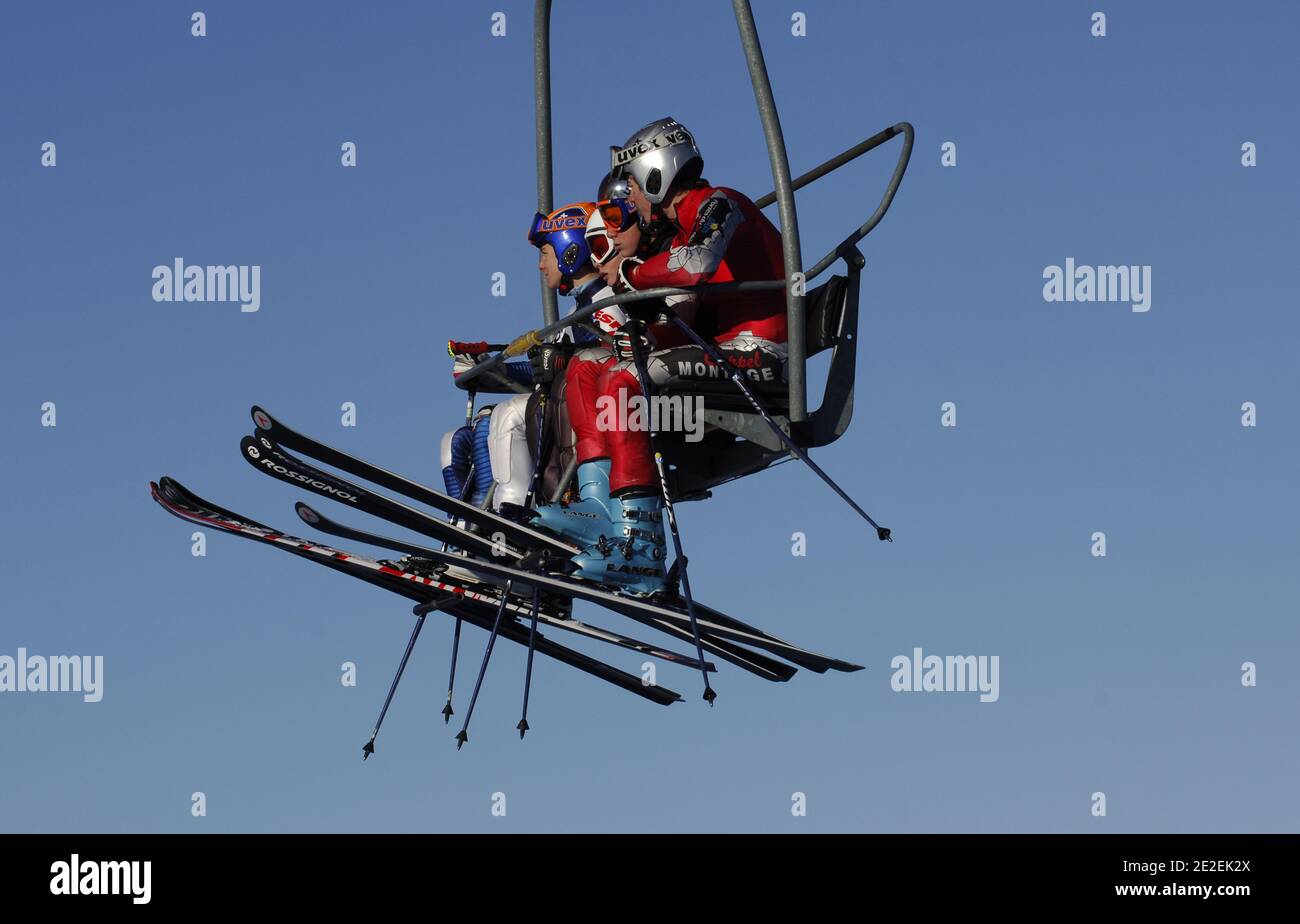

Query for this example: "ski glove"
[616,256,645,292]
[448,340,494,377]
[612,319,655,363]
[527,341,575,384]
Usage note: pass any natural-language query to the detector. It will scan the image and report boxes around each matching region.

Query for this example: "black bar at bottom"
[0,834,1281,909]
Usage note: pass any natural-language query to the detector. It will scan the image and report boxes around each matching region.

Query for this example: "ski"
[251,405,577,556]
[293,499,798,683]
[294,499,536,590]
[283,494,827,676]
[240,434,518,562]
[159,478,715,673]
[250,407,860,673]
[151,477,690,704]
[681,600,863,674]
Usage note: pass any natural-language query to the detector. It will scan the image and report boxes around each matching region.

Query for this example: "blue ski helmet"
[527,202,598,279]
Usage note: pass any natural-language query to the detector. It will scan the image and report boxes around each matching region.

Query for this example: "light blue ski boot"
[528,459,616,549]
[571,493,669,596]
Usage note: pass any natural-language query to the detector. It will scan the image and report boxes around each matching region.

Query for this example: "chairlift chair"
[528,0,913,500]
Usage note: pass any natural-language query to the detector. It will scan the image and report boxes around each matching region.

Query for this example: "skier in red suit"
[535,118,789,597]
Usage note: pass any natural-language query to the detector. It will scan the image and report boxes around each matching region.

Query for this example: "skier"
[441,200,624,515]
[604,117,789,383]
[534,118,790,596]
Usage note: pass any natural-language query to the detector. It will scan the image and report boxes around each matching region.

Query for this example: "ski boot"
[527,459,615,548]
[571,493,669,596]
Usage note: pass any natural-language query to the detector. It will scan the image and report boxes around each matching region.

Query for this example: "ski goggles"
[585,199,638,265]
[599,197,638,232]
[585,223,615,265]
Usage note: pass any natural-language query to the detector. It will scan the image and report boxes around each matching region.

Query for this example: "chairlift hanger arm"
[802,122,913,281]
[533,0,558,327]
[753,122,913,282]
[755,123,913,211]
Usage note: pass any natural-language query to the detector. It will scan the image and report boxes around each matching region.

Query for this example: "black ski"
[162,478,717,670]
[159,478,714,673]
[240,434,514,562]
[251,405,576,556]
[293,500,797,683]
[283,492,820,676]
[152,478,686,705]
[250,407,861,673]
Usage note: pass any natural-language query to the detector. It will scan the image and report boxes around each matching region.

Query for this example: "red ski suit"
[566,184,787,493]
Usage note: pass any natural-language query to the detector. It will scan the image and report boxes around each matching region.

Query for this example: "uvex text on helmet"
[610,117,703,206]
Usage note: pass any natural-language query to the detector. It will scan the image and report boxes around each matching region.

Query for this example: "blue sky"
[1,0,1297,832]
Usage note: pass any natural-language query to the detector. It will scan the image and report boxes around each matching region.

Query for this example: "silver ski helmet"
[596,171,630,201]
[610,117,702,206]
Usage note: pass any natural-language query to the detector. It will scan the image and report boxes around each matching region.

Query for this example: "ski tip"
[239,433,260,459]
[251,406,272,431]
[516,718,529,739]
[296,502,320,525]
[454,730,468,750]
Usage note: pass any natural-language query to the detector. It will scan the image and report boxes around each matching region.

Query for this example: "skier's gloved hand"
[448,339,496,378]
[528,341,574,384]
[450,351,490,378]
[612,319,655,363]
[615,256,644,293]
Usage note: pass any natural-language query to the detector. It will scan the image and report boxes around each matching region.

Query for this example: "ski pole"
[627,325,716,705]
[442,617,461,723]
[517,383,555,738]
[363,598,453,759]
[454,585,511,750]
[459,378,555,747]
[517,587,541,739]
[442,388,479,723]
[667,316,892,542]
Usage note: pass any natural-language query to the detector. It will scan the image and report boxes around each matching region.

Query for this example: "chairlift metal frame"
[522,0,914,496]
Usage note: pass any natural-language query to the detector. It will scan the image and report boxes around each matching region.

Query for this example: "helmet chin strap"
[560,267,600,296]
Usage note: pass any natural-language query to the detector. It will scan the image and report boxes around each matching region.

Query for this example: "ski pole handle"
[502,330,543,358]
[447,340,506,357]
